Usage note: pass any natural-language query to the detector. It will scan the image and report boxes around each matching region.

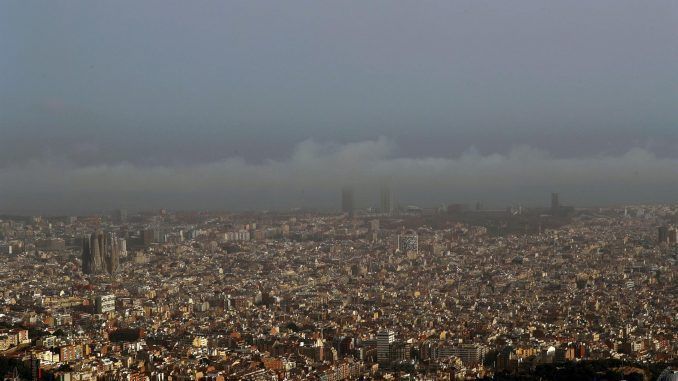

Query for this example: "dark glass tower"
[380,185,391,215]
[341,187,354,217]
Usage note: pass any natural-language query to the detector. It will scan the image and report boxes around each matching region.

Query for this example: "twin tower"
[82,231,120,275]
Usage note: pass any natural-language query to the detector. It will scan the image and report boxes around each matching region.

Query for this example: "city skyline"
[1,141,678,215]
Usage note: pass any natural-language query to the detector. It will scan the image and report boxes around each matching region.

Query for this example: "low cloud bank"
[1,138,677,214]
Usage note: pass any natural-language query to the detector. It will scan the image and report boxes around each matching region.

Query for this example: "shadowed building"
[114,209,127,223]
[551,193,560,214]
[380,185,391,215]
[377,329,395,364]
[341,187,354,217]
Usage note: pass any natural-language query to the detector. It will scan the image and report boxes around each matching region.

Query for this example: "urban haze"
[2,1,678,214]
[0,1,677,381]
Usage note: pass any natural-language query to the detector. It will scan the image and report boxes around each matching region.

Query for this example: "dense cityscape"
[4,0,678,379]
[1,191,676,380]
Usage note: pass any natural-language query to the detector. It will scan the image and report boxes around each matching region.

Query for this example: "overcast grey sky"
[1,1,677,214]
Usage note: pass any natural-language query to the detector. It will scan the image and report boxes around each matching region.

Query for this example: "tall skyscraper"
[82,231,120,275]
[377,329,395,364]
[341,187,354,217]
[551,193,560,213]
[114,209,128,223]
[380,185,391,215]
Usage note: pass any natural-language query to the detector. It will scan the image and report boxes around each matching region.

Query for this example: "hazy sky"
[1,1,677,214]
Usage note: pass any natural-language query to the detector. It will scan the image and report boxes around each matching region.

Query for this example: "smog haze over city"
[2,1,678,214]
[0,2,677,381]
